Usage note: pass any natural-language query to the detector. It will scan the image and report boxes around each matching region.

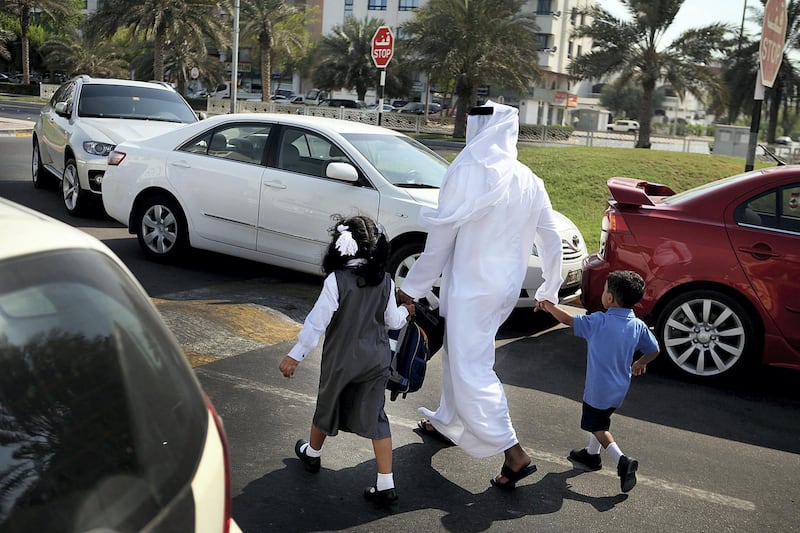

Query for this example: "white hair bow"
[335,224,358,256]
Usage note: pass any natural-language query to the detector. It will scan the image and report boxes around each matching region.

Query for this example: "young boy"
[538,270,659,492]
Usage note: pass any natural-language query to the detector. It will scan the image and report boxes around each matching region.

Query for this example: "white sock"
[587,434,602,455]
[301,443,322,457]
[606,442,623,465]
[376,472,394,491]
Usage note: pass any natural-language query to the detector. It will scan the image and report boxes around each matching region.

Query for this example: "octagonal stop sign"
[760,0,787,88]
[371,26,394,69]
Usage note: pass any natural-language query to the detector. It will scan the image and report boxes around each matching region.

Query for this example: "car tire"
[135,194,189,262]
[387,241,440,311]
[655,289,756,380]
[32,137,52,189]
[62,157,87,217]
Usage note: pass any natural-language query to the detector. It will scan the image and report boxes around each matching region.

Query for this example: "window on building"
[577,45,582,57]
[536,0,551,15]
[537,34,549,50]
[571,7,577,24]
[568,41,573,57]
[368,0,387,11]
[344,0,353,18]
[398,0,418,10]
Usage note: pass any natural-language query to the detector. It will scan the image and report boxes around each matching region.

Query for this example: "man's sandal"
[490,463,537,490]
[415,419,455,446]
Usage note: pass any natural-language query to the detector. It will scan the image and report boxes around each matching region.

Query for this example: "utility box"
[713,125,750,158]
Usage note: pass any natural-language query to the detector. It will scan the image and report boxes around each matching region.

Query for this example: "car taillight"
[205,394,232,533]
[604,211,630,233]
[108,150,126,166]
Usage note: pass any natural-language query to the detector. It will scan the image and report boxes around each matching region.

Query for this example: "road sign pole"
[745,70,765,172]
[378,69,386,126]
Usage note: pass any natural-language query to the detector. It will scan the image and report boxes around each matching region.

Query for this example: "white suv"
[32,76,200,216]
[607,120,640,133]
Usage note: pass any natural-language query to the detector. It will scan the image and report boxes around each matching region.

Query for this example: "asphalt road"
[1,133,799,532]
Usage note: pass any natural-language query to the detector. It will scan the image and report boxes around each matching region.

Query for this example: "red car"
[581,167,800,380]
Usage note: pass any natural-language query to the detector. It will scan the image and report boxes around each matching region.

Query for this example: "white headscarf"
[420,100,525,227]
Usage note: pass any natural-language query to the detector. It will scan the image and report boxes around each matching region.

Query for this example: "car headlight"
[83,141,116,156]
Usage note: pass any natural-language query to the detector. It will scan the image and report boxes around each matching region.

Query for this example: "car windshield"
[343,133,448,188]
[0,249,207,531]
[77,84,198,123]
[660,170,760,205]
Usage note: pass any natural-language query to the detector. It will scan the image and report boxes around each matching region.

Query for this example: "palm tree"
[87,0,230,83]
[40,29,129,79]
[0,0,79,84]
[401,0,540,138]
[0,27,13,65]
[239,0,311,101]
[569,1,730,148]
[311,16,383,104]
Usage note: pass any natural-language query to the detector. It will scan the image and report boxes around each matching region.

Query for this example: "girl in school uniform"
[279,215,414,506]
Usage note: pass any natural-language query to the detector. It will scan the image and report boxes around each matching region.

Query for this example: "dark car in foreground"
[581,168,800,380]
[0,198,240,532]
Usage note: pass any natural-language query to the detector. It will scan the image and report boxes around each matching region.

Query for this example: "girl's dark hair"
[321,215,390,287]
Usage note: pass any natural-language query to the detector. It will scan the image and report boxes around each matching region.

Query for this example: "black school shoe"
[617,455,639,492]
[569,448,602,471]
[294,439,321,473]
[364,486,398,506]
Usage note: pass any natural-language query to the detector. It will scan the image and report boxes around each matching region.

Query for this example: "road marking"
[196,368,756,512]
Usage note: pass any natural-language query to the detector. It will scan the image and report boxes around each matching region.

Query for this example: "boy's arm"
[540,300,574,327]
[632,350,659,376]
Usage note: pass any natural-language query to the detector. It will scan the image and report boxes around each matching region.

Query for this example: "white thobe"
[399,101,563,458]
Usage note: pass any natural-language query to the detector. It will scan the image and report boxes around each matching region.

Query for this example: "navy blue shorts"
[580,402,616,432]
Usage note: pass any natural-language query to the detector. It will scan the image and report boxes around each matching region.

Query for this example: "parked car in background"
[317,98,363,109]
[369,103,396,112]
[606,120,640,133]
[102,113,587,308]
[32,75,200,216]
[775,136,793,146]
[0,198,240,533]
[581,169,800,380]
[397,102,442,115]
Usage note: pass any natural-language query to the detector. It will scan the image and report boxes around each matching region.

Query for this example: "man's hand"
[279,356,299,378]
[396,289,413,305]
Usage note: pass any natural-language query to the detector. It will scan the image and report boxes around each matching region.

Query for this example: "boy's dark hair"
[607,270,645,308]
[322,214,390,287]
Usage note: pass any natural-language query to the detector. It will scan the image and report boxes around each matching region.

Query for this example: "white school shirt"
[287,272,409,362]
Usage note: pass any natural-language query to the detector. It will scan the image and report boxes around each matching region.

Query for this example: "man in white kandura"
[397,100,563,490]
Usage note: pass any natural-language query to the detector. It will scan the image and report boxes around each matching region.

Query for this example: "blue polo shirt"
[573,307,659,409]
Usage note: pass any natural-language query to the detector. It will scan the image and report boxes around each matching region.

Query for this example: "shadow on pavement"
[233,440,627,533]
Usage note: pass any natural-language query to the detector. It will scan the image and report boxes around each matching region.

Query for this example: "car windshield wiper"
[395,183,439,189]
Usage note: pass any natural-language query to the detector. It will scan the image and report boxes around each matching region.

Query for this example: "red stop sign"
[371,26,394,69]
[760,0,787,88]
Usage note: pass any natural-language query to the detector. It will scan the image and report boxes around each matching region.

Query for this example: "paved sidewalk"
[0,117,34,136]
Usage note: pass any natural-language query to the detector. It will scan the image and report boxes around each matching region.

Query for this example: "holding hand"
[279,356,299,378]
[396,289,413,305]
[402,302,415,321]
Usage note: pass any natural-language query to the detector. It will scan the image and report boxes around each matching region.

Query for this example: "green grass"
[515,146,772,252]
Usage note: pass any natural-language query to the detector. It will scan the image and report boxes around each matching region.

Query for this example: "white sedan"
[102,113,587,307]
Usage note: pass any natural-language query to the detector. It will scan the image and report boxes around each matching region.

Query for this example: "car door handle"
[737,245,781,259]
[263,180,286,190]
[170,160,191,168]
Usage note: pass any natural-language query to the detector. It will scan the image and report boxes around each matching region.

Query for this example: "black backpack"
[386,302,444,401]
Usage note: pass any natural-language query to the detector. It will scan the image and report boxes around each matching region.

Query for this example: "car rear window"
[78,84,198,123]
[0,249,207,532]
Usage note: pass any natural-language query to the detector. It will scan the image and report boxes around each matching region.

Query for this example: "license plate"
[565,269,581,286]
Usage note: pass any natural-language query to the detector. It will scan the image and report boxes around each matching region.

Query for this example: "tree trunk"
[260,45,271,102]
[636,79,655,149]
[153,30,165,82]
[20,7,30,84]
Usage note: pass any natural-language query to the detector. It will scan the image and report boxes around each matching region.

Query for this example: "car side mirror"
[197,111,207,120]
[54,102,69,116]
[325,162,359,182]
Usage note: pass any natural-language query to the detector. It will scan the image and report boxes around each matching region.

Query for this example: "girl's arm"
[287,273,339,362]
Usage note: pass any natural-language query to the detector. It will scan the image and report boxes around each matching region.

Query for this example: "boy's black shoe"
[363,486,398,506]
[569,448,602,471]
[294,439,321,473]
[617,455,638,492]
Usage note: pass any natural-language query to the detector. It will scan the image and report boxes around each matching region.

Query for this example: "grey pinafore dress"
[312,269,393,440]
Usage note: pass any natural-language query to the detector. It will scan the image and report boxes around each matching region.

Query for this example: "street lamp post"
[230,0,240,113]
